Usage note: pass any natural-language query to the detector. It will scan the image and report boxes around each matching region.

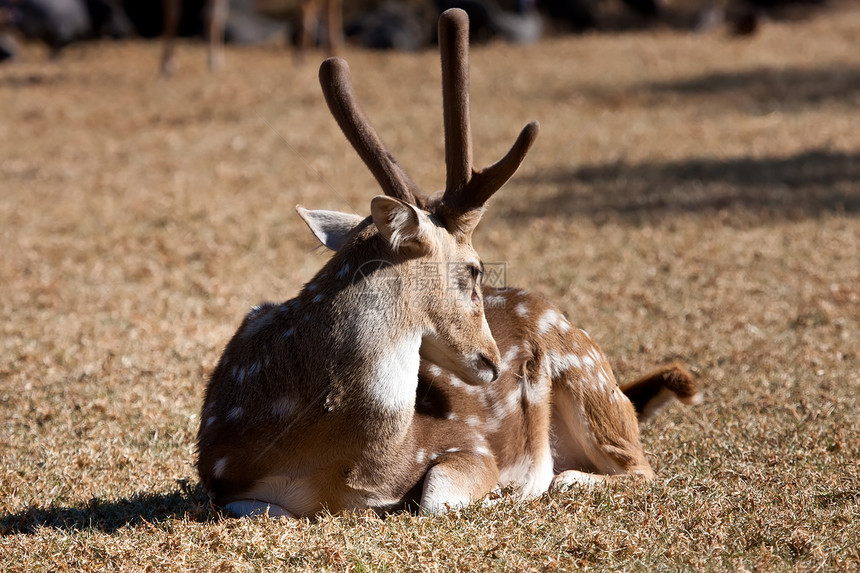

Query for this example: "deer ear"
[370,195,434,256]
[296,206,366,251]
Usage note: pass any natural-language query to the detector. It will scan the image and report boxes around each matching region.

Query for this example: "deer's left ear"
[370,195,435,257]
[296,206,366,251]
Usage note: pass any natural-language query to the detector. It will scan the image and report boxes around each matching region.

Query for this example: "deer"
[305,8,702,502]
[196,7,542,518]
[161,0,227,75]
[197,9,701,519]
[297,0,343,56]
[160,0,343,75]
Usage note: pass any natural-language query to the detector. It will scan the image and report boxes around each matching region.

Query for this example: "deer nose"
[479,353,500,382]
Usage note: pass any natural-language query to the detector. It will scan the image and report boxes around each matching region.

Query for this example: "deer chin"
[420,334,500,386]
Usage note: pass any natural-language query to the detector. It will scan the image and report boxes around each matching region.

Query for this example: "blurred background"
[0,0,840,61]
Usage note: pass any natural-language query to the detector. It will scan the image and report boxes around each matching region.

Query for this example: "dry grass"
[2,5,859,571]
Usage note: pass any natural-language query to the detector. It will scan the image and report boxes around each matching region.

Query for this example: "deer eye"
[468,264,483,284]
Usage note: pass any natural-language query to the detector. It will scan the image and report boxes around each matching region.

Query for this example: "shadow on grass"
[0,71,68,88]
[0,480,210,535]
[512,149,860,224]
[644,66,860,110]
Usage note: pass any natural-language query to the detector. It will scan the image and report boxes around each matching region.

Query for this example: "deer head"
[297,194,501,386]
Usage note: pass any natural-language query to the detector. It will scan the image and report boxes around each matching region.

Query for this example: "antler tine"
[319,57,427,208]
[438,9,539,216]
[439,8,473,198]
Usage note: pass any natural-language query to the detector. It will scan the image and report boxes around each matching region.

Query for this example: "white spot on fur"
[524,375,551,404]
[465,415,481,427]
[446,412,458,421]
[548,351,583,378]
[227,406,243,421]
[581,354,596,371]
[426,364,442,377]
[597,369,612,389]
[243,307,275,338]
[483,414,502,433]
[445,447,461,454]
[491,388,520,421]
[515,302,529,317]
[416,449,427,464]
[213,457,228,479]
[537,309,561,335]
[500,345,520,370]
[475,445,491,457]
[444,373,480,394]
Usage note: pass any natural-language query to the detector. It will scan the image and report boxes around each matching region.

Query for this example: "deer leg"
[548,334,655,485]
[325,0,343,55]
[298,0,319,58]
[223,500,296,518]
[549,348,700,489]
[160,0,181,75]
[206,0,227,71]
[420,451,499,514]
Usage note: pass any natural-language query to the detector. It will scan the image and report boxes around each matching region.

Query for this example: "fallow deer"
[160,0,343,75]
[297,0,343,56]
[309,7,702,502]
[196,8,540,518]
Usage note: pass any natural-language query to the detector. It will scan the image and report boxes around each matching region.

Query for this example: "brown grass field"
[1,4,859,571]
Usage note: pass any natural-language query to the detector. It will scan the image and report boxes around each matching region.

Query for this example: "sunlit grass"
[2,4,859,571]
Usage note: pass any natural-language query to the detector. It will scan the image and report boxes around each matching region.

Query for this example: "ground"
[1,4,858,571]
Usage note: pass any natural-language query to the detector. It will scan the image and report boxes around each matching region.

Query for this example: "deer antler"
[438,8,539,218]
[319,58,427,208]
[318,8,538,226]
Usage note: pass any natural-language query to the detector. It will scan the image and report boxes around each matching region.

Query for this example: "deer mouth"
[419,335,501,386]
[478,353,500,384]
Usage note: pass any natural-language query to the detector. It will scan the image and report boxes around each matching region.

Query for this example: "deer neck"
[293,230,426,423]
